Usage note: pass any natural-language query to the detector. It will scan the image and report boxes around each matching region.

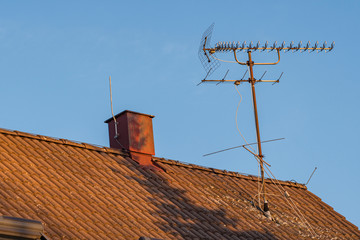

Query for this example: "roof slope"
[0,128,359,239]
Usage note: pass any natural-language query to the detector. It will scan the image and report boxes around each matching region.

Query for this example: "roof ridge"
[0,127,126,156]
[0,127,307,190]
[153,157,307,190]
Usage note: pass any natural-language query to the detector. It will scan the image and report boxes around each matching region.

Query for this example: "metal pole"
[247,51,268,212]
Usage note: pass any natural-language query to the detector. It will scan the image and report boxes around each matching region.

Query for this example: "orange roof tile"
[0,127,359,239]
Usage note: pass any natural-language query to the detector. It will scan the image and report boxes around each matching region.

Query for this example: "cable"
[234,84,264,210]
[235,84,265,210]
[249,148,316,236]
[234,85,256,153]
[233,74,314,236]
[263,165,317,237]
[251,155,264,211]
[235,81,268,213]
[212,54,237,63]
[257,159,261,208]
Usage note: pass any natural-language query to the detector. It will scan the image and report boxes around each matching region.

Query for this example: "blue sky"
[1,0,359,227]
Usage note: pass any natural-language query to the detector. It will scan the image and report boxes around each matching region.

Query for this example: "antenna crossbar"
[200,79,279,85]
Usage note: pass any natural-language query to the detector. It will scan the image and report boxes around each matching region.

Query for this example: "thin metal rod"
[202,79,245,83]
[203,138,285,157]
[306,167,318,185]
[255,80,279,82]
[109,76,118,138]
[248,51,267,210]
[240,70,248,80]
[109,76,116,123]
[203,37,211,62]
[259,71,267,80]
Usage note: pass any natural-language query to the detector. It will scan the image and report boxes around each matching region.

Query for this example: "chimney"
[105,110,163,171]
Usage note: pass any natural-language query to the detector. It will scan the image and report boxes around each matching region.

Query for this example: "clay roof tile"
[0,128,358,239]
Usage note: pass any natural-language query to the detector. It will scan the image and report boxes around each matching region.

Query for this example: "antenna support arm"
[254,49,281,65]
[233,49,281,66]
[233,50,247,65]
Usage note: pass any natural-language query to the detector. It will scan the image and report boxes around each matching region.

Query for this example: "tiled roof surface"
[0,128,359,239]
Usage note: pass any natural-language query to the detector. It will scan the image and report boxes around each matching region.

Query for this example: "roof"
[0,127,359,239]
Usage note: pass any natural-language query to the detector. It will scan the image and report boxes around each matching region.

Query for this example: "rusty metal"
[247,50,267,206]
[197,24,334,213]
[105,110,155,154]
[105,110,163,171]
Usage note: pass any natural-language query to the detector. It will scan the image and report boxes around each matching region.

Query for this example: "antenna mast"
[198,24,334,214]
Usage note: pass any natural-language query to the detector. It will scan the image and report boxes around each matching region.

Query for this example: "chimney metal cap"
[105,110,155,123]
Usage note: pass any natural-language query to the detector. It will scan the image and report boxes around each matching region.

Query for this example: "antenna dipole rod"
[203,138,284,157]
[247,51,267,212]
[306,167,318,185]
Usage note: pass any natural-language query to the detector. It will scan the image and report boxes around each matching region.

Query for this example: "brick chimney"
[105,110,163,171]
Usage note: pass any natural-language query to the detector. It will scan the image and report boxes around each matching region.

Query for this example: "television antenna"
[198,23,334,214]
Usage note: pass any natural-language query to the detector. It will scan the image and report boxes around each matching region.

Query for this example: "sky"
[0,0,359,228]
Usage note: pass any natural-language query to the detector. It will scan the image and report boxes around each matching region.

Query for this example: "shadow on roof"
[129,166,278,239]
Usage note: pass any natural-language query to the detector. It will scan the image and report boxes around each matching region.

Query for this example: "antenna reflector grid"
[198,23,220,76]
